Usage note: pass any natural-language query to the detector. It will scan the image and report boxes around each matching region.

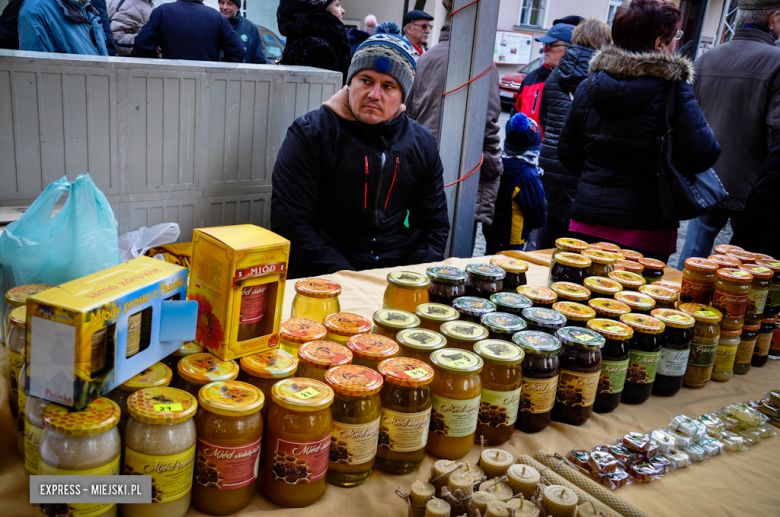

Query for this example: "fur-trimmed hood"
[589,46,694,84]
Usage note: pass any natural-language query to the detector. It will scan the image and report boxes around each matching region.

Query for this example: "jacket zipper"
[364,155,369,210]
[374,153,386,227]
[532,90,540,114]
[384,157,399,210]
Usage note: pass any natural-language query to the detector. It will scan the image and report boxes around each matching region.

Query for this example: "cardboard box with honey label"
[189,225,290,360]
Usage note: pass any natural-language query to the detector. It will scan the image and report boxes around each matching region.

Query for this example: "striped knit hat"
[347,22,417,101]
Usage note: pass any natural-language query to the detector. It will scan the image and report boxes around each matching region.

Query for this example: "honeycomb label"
[429,394,480,438]
[39,456,119,516]
[273,435,330,484]
[627,350,661,385]
[124,445,196,503]
[555,370,599,407]
[379,408,430,452]
[479,387,521,427]
[195,436,262,490]
[329,417,381,465]
[518,376,558,414]
[599,360,629,394]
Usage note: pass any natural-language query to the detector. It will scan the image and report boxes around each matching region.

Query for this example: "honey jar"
[6,306,27,419]
[733,324,760,375]
[551,282,591,303]
[414,303,460,332]
[739,263,772,326]
[517,285,557,309]
[553,238,589,261]
[651,309,695,397]
[175,353,239,399]
[107,362,172,431]
[291,278,341,324]
[591,242,621,254]
[608,271,646,292]
[638,258,666,283]
[712,268,753,330]
[757,260,780,319]
[638,285,678,310]
[426,266,467,305]
[162,341,204,385]
[440,320,489,351]
[587,298,631,321]
[708,254,742,269]
[384,271,430,312]
[551,327,604,426]
[279,318,327,358]
[481,312,527,340]
[728,250,756,264]
[372,308,421,341]
[346,333,399,370]
[511,331,561,433]
[490,255,529,292]
[588,319,632,414]
[583,276,623,298]
[678,303,722,388]
[752,316,776,367]
[615,260,644,275]
[473,340,524,445]
[296,341,353,382]
[453,296,497,323]
[714,244,743,255]
[620,314,665,405]
[395,328,448,366]
[238,349,298,416]
[4,284,53,344]
[582,249,617,278]
[522,307,566,336]
[552,302,596,328]
[490,292,533,315]
[619,249,643,261]
[711,328,741,382]
[614,291,656,315]
[465,263,506,298]
[549,253,592,286]
[323,312,372,345]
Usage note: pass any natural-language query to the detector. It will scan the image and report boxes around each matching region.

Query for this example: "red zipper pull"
[384,156,399,210]
[364,156,369,210]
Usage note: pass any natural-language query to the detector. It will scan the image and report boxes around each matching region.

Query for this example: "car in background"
[499,57,541,111]
[256,25,285,64]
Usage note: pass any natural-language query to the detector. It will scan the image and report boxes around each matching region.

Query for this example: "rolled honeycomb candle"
[480,449,514,478]
[464,462,485,483]
[507,464,540,498]
[432,460,460,487]
[576,502,614,517]
[542,485,577,517]
[485,501,511,517]
[479,480,513,503]
[506,498,541,517]
[411,481,437,506]
[425,498,451,517]
[470,491,496,514]
[448,470,475,498]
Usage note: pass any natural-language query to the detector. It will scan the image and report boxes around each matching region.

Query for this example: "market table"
[1,252,776,517]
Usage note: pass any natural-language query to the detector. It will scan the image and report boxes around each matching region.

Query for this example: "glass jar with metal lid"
[587,319,632,414]
[715,244,744,255]
[107,362,172,431]
[711,328,741,382]
[637,258,666,283]
[4,283,53,344]
[553,238,589,261]
[620,249,644,261]
[757,260,780,319]
[372,308,420,341]
[712,268,753,330]
[511,331,561,433]
[752,315,776,367]
[415,303,459,332]
[517,285,558,309]
[122,387,197,517]
[591,242,621,254]
[39,398,121,517]
[739,263,772,326]
[324,365,383,487]
[296,341,353,382]
[638,284,678,310]
[375,357,433,474]
[481,312,527,340]
[650,309,695,397]
[18,360,28,457]
[440,320,490,351]
[490,256,529,292]
[608,270,646,291]
[549,253,592,286]
[175,352,239,399]
[619,314,665,405]
[583,276,623,299]
[262,378,334,507]
[678,303,722,388]
[347,333,399,370]
[615,260,645,276]
[6,306,27,419]
[709,254,742,269]
[552,302,595,328]
[427,349,484,459]
[490,292,533,316]
[728,250,756,264]
[452,296,496,323]
[652,280,682,294]
[323,312,372,345]
[291,278,342,324]
[582,249,617,278]
[192,381,264,515]
[162,341,204,385]
[733,323,760,375]
[614,291,656,315]
[754,253,775,262]
[279,318,327,358]
[465,263,506,298]
[384,271,430,312]
[551,327,604,426]
[522,307,567,335]
[426,266,467,305]
[239,349,298,416]
[473,340,525,445]
[395,328,448,366]
[588,298,631,321]
[551,282,591,303]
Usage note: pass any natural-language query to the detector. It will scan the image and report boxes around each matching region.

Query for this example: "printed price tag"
[405,368,428,379]
[154,403,183,412]
[667,314,687,321]
[697,310,717,317]
[294,387,320,400]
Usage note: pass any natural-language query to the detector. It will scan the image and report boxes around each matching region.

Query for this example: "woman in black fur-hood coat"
[277,0,352,85]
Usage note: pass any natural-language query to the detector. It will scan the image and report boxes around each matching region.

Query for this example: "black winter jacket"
[271,89,450,278]
[0,0,23,49]
[228,15,266,64]
[277,0,351,85]
[558,47,721,230]
[538,45,595,222]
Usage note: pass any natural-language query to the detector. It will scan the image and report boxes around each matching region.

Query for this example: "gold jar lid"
[347,334,399,361]
[387,271,430,290]
[490,255,529,274]
[587,298,631,318]
[5,284,54,307]
[615,291,656,311]
[240,349,298,379]
[173,341,204,357]
[553,301,596,322]
[619,249,644,261]
[587,319,634,340]
[650,309,696,329]
[119,362,172,392]
[9,306,27,329]
[583,276,623,295]
[551,281,591,302]
[582,249,617,265]
[430,349,484,375]
[325,365,383,397]
[199,380,264,416]
[638,258,666,271]
[716,268,753,283]
[638,285,678,303]
[373,308,421,331]
[415,303,460,324]
[294,278,342,299]
[395,328,448,353]
[298,340,352,369]
[280,318,328,344]
[707,255,741,268]
[473,340,525,365]
[127,387,197,425]
[323,313,372,337]
[678,303,723,324]
[615,260,644,274]
[714,244,743,255]
[378,357,434,387]
[555,238,589,253]
[178,353,239,385]
[651,280,681,294]
[619,313,665,334]
[440,320,490,343]
[591,242,621,253]
[727,250,756,263]
[517,285,557,304]
[43,397,120,436]
[555,252,592,268]
[272,377,334,412]
[740,263,773,279]
[757,260,780,273]
[608,270,646,288]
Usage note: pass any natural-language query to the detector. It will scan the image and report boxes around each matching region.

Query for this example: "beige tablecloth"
[1,253,775,517]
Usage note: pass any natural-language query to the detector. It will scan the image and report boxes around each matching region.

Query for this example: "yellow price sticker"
[293,387,320,400]
[154,403,183,413]
[754,267,770,273]
[667,314,687,321]
[606,326,625,333]
[697,310,717,317]
[405,368,429,379]
[732,271,750,277]
[767,262,780,267]
[575,334,595,342]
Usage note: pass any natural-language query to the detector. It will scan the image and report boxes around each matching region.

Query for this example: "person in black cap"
[552,15,583,26]
[218,0,267,63]
[403,9,433,61]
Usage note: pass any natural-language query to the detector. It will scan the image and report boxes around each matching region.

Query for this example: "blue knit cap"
[505,113,541,155]
[347,22,417,101]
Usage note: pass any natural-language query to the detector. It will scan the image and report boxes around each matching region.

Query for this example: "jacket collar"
[732,27,777,45]
[56,0,99,23]
[322,86,406,123]
[229,14,243,27]
[589,45,694,84]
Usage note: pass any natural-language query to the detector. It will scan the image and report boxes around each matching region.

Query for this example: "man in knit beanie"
[271,24,450,277]
[218,0,266,63]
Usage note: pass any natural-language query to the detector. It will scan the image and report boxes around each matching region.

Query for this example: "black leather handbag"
[656,82,729,222]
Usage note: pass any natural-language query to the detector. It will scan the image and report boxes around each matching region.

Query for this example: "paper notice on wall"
[495,31,533,65]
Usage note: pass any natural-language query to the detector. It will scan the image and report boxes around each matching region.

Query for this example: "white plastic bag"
[118,223,180,263]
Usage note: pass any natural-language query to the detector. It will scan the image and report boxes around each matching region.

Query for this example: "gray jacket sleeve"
[767,72,780,151]
[482,67,503,181]
[110,3,149,56]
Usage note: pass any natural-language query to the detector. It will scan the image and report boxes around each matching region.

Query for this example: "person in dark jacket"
[557,0,721,262]
[277,0,352,85]
[484,113,547,254]
[271,30,449,278]
[18,0,109,55]
[134,0,245,62]
[92,0,116,55]
[347,15,375,56]
[0,0,25,49]
[535,18,612,250]
[218,0,266,64]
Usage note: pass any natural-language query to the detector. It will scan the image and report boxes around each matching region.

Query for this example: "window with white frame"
[518,0,545,27]
[607,0,623,26]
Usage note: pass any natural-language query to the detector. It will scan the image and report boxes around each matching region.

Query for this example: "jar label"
[272,435,331,484]
[379,408,430,452]
[123,444,195,503]
[519,376,558,414]
[748,288,768,316]
[479,387,522,427]
[768,284,780,309]
[599,359,629,394]
[657,348,691,376]
[713,344,738,373]
[712,289,749,320]
[429,394,480,437]
[7,349,23,399]
[627,350,661,384]
[39,456,119,517]
[330,417,381,465]
[126,315,142,356]
[24,421,43,475]
[754,333,772,357]
[680,278,714,305]
[688,339,719,368]
[239,285,267,324]
[195,436,261,490]
[555,370,599,407]
[735,339,758,364]
[772,328,780,352]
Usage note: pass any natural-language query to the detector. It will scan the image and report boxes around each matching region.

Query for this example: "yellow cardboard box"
[189,225,290,360]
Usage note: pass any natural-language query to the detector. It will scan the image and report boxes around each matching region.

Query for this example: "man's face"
[349,70,403,125]
[542,40,568,68]
[405,19,432,47]
[771,11,780,40]
[365,21,377,35]
[218,0,239,18]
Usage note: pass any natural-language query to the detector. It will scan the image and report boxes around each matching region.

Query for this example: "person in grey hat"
[271,26,450,278]
[676,0,780,268]
[218,0,266,63]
